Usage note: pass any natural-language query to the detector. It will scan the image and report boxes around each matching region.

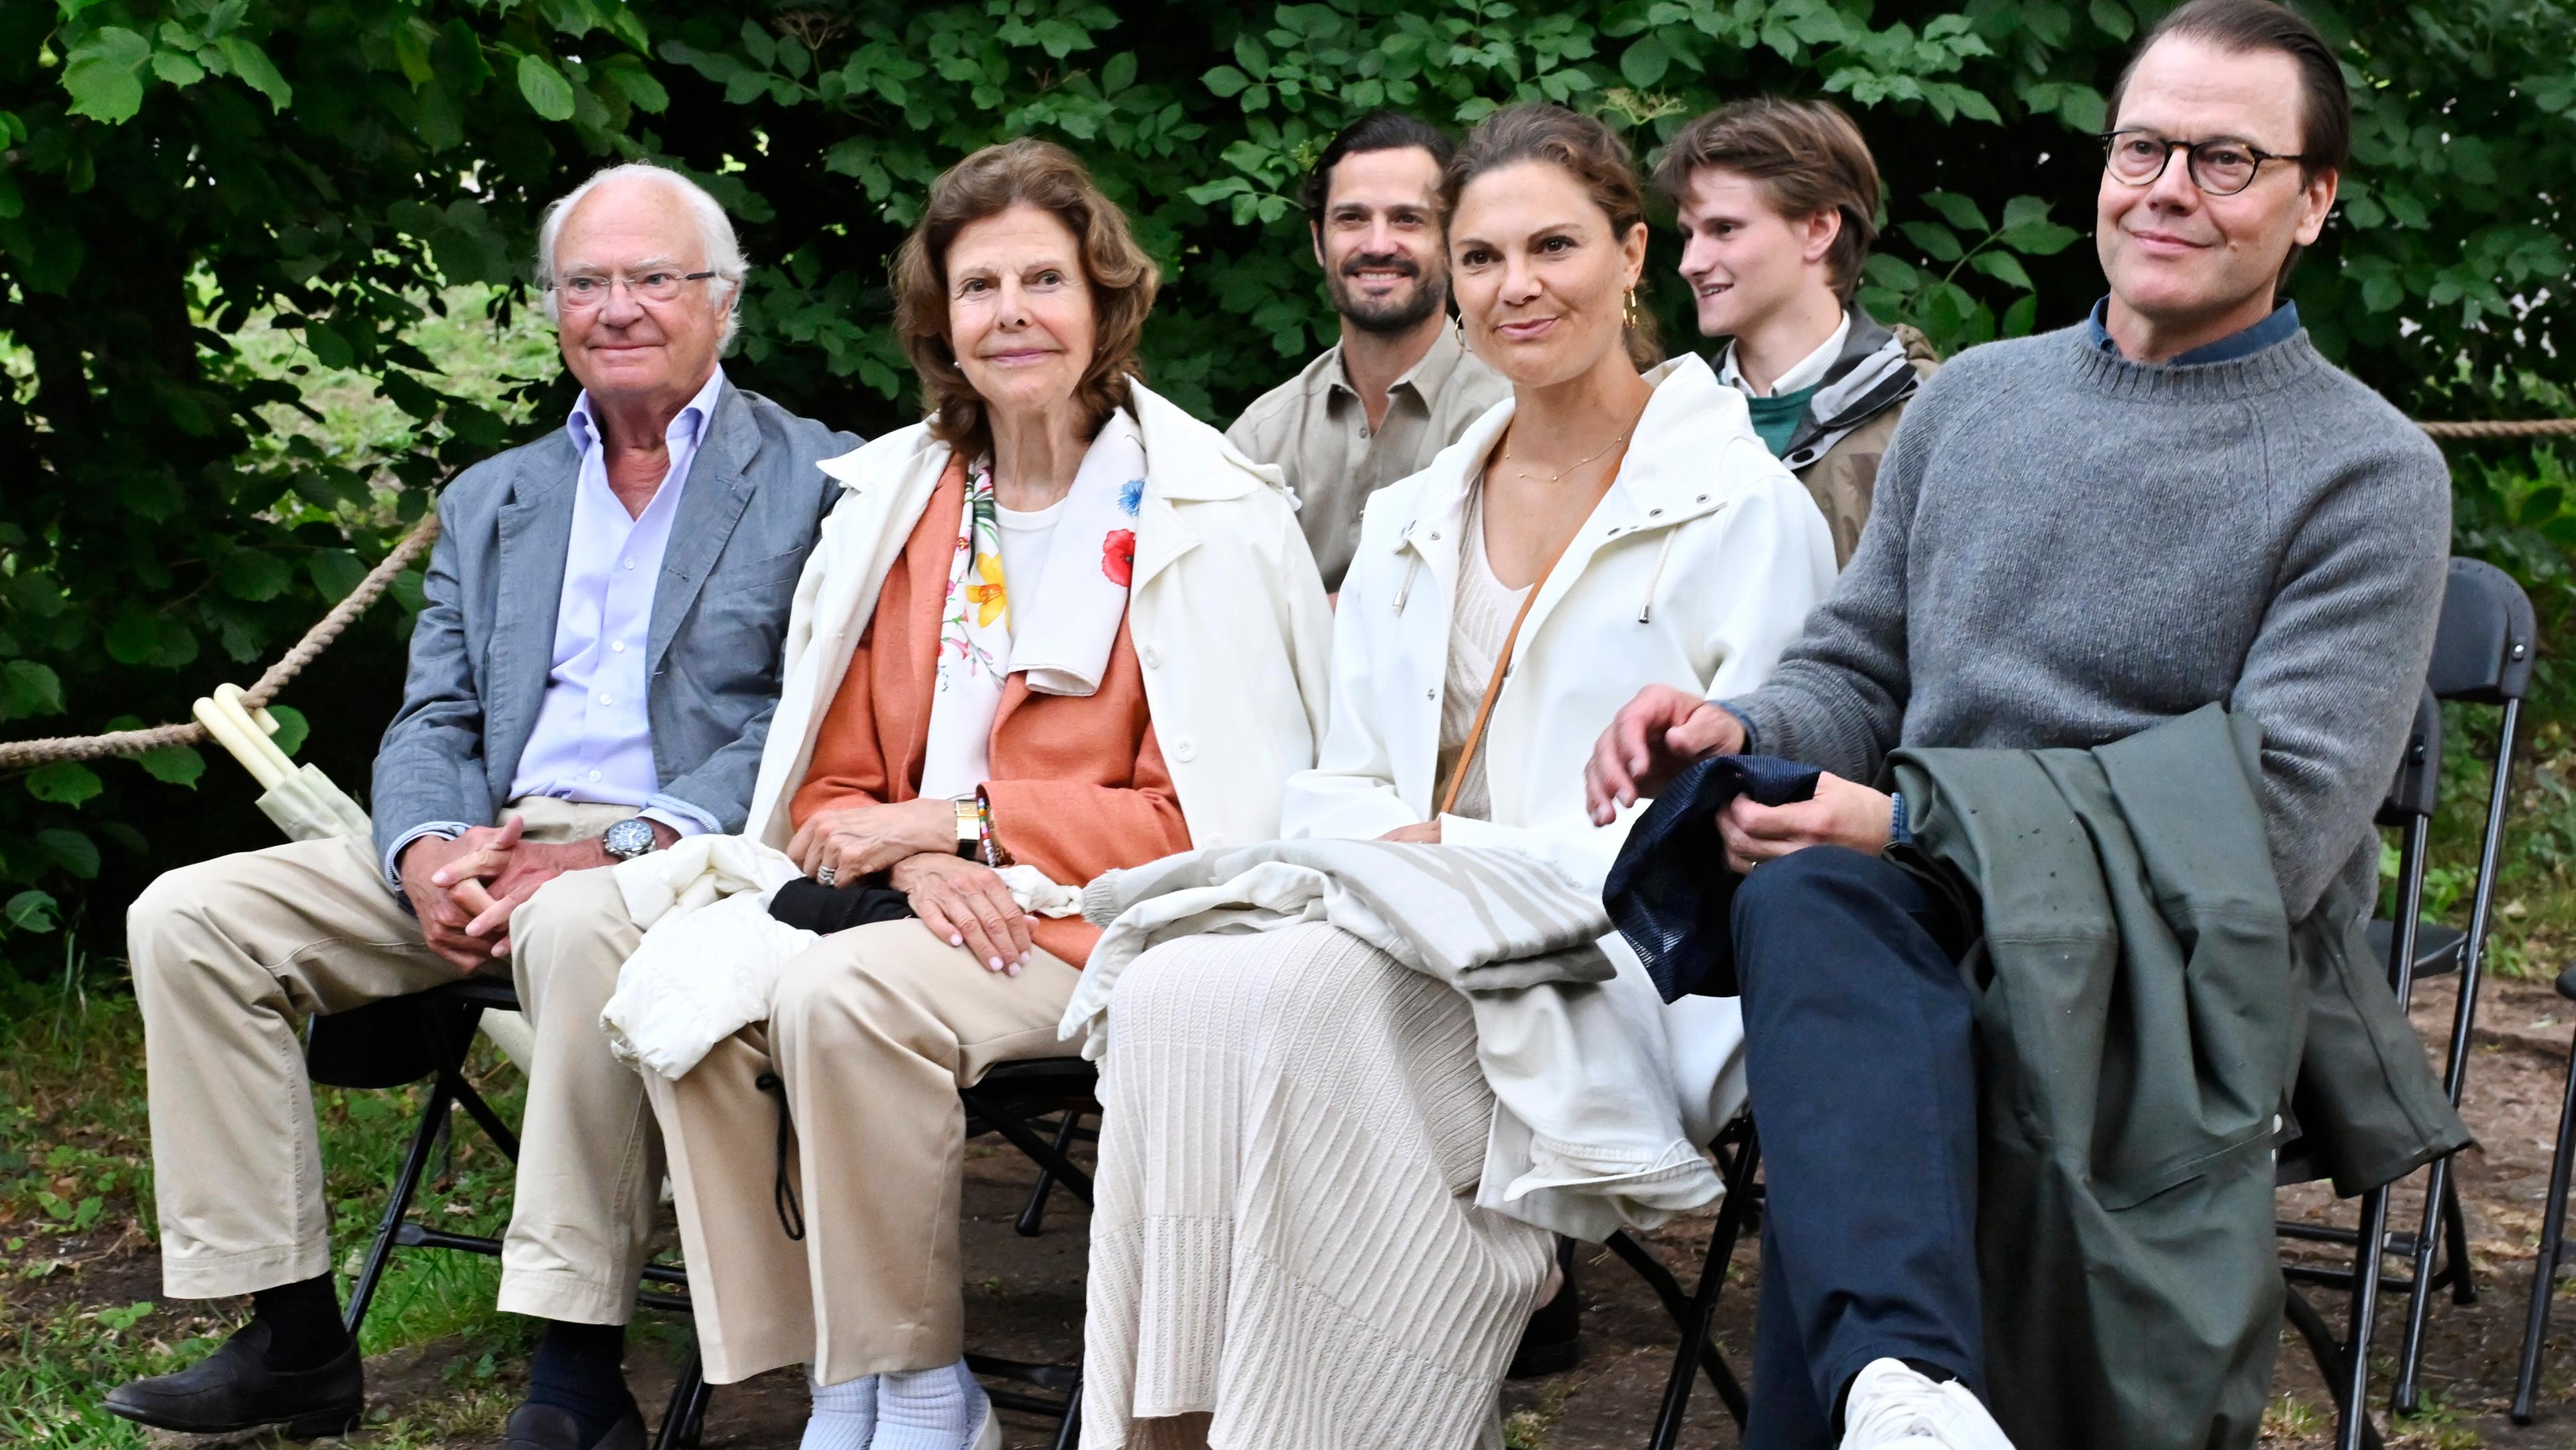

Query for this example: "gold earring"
[1622,287,1640,329]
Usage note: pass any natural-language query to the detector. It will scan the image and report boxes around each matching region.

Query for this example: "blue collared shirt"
[383,368,727,888]
[2084,295,2302,366]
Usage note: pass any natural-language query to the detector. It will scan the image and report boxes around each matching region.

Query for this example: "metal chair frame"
[319,980,1102,1450]
[1603,1114,1762,1450]
[2510,964,2576,1424]
[2278,558,2536,1449]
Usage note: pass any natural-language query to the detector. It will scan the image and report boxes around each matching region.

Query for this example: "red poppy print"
[1102,529,1136,587]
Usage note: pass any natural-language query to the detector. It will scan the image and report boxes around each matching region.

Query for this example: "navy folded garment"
[1603,754,1823,1000]
[770,876,916,934]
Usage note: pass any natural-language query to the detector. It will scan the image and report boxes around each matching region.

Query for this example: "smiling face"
[945,204,1098,426]
[1448,160,1648,390]
[1313,145,1452,335]
[2096,35,2337,341]
[1673,166,1841,340]
[552,176,729,405]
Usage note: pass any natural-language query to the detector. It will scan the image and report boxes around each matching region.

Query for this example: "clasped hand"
[402,817,616,970]
[787,798,1032,975]
[1583,683,1896,873]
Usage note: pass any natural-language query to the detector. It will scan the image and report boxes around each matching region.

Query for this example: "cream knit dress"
[1079,501,1555,1450]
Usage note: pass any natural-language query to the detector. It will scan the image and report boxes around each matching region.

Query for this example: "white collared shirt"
[1719,312,1851,398]
[382,368,726,888]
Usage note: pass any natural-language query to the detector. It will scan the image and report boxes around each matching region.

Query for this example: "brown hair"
[1652,98,1882,301]
[1443,103,1662,370]
[892,138,1160,459]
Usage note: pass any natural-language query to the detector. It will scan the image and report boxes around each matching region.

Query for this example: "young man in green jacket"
[1655,98,1936,565]
[1590,3,2455,1446]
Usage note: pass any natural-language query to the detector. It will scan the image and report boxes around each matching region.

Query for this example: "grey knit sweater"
[1727,323,2451,921]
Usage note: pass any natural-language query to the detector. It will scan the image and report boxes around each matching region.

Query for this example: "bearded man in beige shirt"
[1226,111,1509,592]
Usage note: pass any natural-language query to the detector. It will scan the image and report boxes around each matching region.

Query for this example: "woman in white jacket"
[568,140,1330,1450]
[1078,105,1835,1449]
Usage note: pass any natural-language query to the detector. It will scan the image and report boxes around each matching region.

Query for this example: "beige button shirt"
[1226,325,1510,591]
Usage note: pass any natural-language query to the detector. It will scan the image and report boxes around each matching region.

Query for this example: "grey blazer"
[371,380,858,869]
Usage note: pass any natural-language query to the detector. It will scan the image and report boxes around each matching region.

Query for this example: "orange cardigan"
[790,458,1191,965]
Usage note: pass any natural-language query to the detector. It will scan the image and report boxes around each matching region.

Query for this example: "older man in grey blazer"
[109,163,855,1450]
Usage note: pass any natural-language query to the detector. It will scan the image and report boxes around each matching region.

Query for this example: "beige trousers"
[127,797,662,1323]
[637,911,1081,1386]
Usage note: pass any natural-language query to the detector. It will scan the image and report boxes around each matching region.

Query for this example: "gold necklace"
[1500,423,1633,486]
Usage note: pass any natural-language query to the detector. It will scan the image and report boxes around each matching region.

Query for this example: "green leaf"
[137,743,205,788]
[61,27,152,124]
[1619,36,1669,89]
[215,36,292,112]
[2089,0,2134,40]
[4,890,60,935]
[1923,192,1989,234]
[1102,52,1137,94]
[103,611,162,665]
[517,54,578,121]
[36,829,99,880]
[1970,250,2037,291]
[2,660,64,718]
[1202,65,1249,99]
[25,764,102,807]
[150,50,206,87]
[219,550,292,603]
[1898,221,1965,263]
[266,704,310,758]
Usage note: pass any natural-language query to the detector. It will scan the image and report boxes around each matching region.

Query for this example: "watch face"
[604,819,655,858]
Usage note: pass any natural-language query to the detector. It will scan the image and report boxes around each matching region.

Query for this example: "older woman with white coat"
[535,138,1330,1450]
[1075,105,1837,1449]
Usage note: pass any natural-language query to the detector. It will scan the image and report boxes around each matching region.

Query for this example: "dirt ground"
[37,971,2576,1449]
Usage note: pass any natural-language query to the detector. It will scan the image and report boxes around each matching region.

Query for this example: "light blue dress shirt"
[383,368,727,888]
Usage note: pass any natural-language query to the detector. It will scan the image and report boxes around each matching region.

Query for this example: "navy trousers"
[1730,846,1984,1449]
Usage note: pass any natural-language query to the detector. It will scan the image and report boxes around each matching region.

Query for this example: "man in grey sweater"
[1585,3,2448,1447]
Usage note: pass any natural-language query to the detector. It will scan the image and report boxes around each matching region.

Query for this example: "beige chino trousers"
[615,892,1081,1388]
[128,797,663,1323]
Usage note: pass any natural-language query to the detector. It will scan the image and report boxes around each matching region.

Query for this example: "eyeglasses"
[2098,130,2312,197]
[549,269,718,307]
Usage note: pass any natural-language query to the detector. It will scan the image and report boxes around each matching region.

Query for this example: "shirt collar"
[1719,311,1851,397]
[568,365,728,455]
[2085,297,2302,367]
[1324,323,1468,404]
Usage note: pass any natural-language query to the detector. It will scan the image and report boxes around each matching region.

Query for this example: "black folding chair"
[304,977,711,1450]
[2510,962,2576,1425]
[1603,1113,1762,1450]
[2279,556,2538,1448]
[956,1055,1102,1450]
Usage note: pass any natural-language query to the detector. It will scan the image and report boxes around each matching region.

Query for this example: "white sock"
[872,1358,987,1450]
[800,1371,877,1450]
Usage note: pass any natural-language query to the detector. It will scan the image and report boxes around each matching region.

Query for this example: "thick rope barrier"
[0,514,441,770]
[1,413,2572,770]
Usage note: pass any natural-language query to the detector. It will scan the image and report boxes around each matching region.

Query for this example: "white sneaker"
[1839,1358,2017,1450]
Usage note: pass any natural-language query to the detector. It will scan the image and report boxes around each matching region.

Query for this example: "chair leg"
[1017,1110,1086,1237]
[655,1340,709,1450]
[2338,1187,2392,1450]
[2285,1286,2386,1450]
[341,1066,457,1337]
[1647,1128,1762,1450]
[1049,1378,1083,1450]
[2393,1158,2457,1412]
[2512,1035,2576,1425]
[2440,1175,2476,1306]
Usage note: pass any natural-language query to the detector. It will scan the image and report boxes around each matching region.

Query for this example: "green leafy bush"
[4,0,2573,976]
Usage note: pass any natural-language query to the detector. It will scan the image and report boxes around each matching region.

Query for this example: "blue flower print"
[1118,477,1144,517]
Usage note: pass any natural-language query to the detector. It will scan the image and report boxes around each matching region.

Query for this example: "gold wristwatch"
[954,796,983,860]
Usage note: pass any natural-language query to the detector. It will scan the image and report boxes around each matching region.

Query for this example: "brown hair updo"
[892,138,1161,460]
[1442,103,1661,370]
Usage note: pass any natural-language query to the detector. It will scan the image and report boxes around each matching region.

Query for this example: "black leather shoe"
[501,1400,647,1450]
[1507,1235,1583,1379]
[103,1321,363,1438]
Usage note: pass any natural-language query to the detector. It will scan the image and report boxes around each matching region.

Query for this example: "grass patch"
[0,962,537,1444]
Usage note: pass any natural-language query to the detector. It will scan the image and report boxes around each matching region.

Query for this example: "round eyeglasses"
[2098,130,2313,197]
[549,269,718,308]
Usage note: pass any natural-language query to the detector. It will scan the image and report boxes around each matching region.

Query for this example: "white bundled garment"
[1065,837,1723,1239]
[600,834,1080,1081]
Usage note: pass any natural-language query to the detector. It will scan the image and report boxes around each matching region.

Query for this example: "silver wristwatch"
[601,816,660,861]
